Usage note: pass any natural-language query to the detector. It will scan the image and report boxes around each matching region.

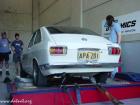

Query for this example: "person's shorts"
[13,54,21,63]
[0,52,10,62]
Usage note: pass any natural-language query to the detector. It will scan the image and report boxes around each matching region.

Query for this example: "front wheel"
[33,62,48,86]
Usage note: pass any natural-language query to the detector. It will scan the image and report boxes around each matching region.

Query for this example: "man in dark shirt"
[11,33,23,78]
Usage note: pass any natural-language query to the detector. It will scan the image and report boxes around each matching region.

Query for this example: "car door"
[31,29,42,63]
[28,29,42,74]
[22,31,37,74]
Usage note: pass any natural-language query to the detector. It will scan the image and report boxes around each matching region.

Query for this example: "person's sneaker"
[3,77,11,83]
[16,76,21,79]
[15,76,22,82]
[6,71,10,76]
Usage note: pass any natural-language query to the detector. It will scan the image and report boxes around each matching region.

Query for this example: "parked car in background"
[21,26,121,86]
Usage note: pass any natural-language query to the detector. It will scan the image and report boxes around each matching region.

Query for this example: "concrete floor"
[0,63,15,105]
[0,82,9,105]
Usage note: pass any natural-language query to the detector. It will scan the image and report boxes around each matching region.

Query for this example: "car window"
[34,30,41,45]
[28,32,37,48]
[46,26,99,35]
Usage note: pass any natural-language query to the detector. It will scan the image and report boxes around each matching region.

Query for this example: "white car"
[21,26,121,86]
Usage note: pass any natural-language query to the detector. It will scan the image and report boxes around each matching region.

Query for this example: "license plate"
[78,50,99,63]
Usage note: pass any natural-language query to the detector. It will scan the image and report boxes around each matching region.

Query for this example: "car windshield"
[46,26,99,35]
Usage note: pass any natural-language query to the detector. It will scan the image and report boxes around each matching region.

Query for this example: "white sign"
[102,11,140,36]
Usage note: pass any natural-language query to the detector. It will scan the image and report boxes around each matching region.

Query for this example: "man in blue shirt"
[0,32,11,82]
[11,33,23,78]
[106,15,122,79]
[106,16,121,44]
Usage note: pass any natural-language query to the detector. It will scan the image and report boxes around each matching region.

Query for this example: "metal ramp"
[8,76,140,105]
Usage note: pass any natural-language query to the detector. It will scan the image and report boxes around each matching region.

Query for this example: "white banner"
[102,11,140,36]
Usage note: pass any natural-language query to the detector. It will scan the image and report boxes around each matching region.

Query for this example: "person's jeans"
[111,67,118,79]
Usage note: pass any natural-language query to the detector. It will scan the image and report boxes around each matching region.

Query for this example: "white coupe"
[21,26,121,86]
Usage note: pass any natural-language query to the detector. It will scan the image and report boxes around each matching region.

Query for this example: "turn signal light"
[50,46,67,55]
[108,47,121,55]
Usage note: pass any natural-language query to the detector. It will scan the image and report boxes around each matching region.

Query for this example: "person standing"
[0,32,11,82]
[106,15,122,79]
[106,15,121,44]
[11,33,23,78]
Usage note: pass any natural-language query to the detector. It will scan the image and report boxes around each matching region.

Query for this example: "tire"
[20,63,28,78]
[33,61,48,86]
[94,72,109,84]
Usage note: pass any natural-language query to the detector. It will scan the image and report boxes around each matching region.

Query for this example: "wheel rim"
[33,64,37,84]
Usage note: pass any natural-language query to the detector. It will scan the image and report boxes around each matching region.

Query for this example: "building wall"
[33,0,39,31]
[38,0,83,27]
[0,0,32,48]
[39,0,72,26]
[121,42,140,73]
